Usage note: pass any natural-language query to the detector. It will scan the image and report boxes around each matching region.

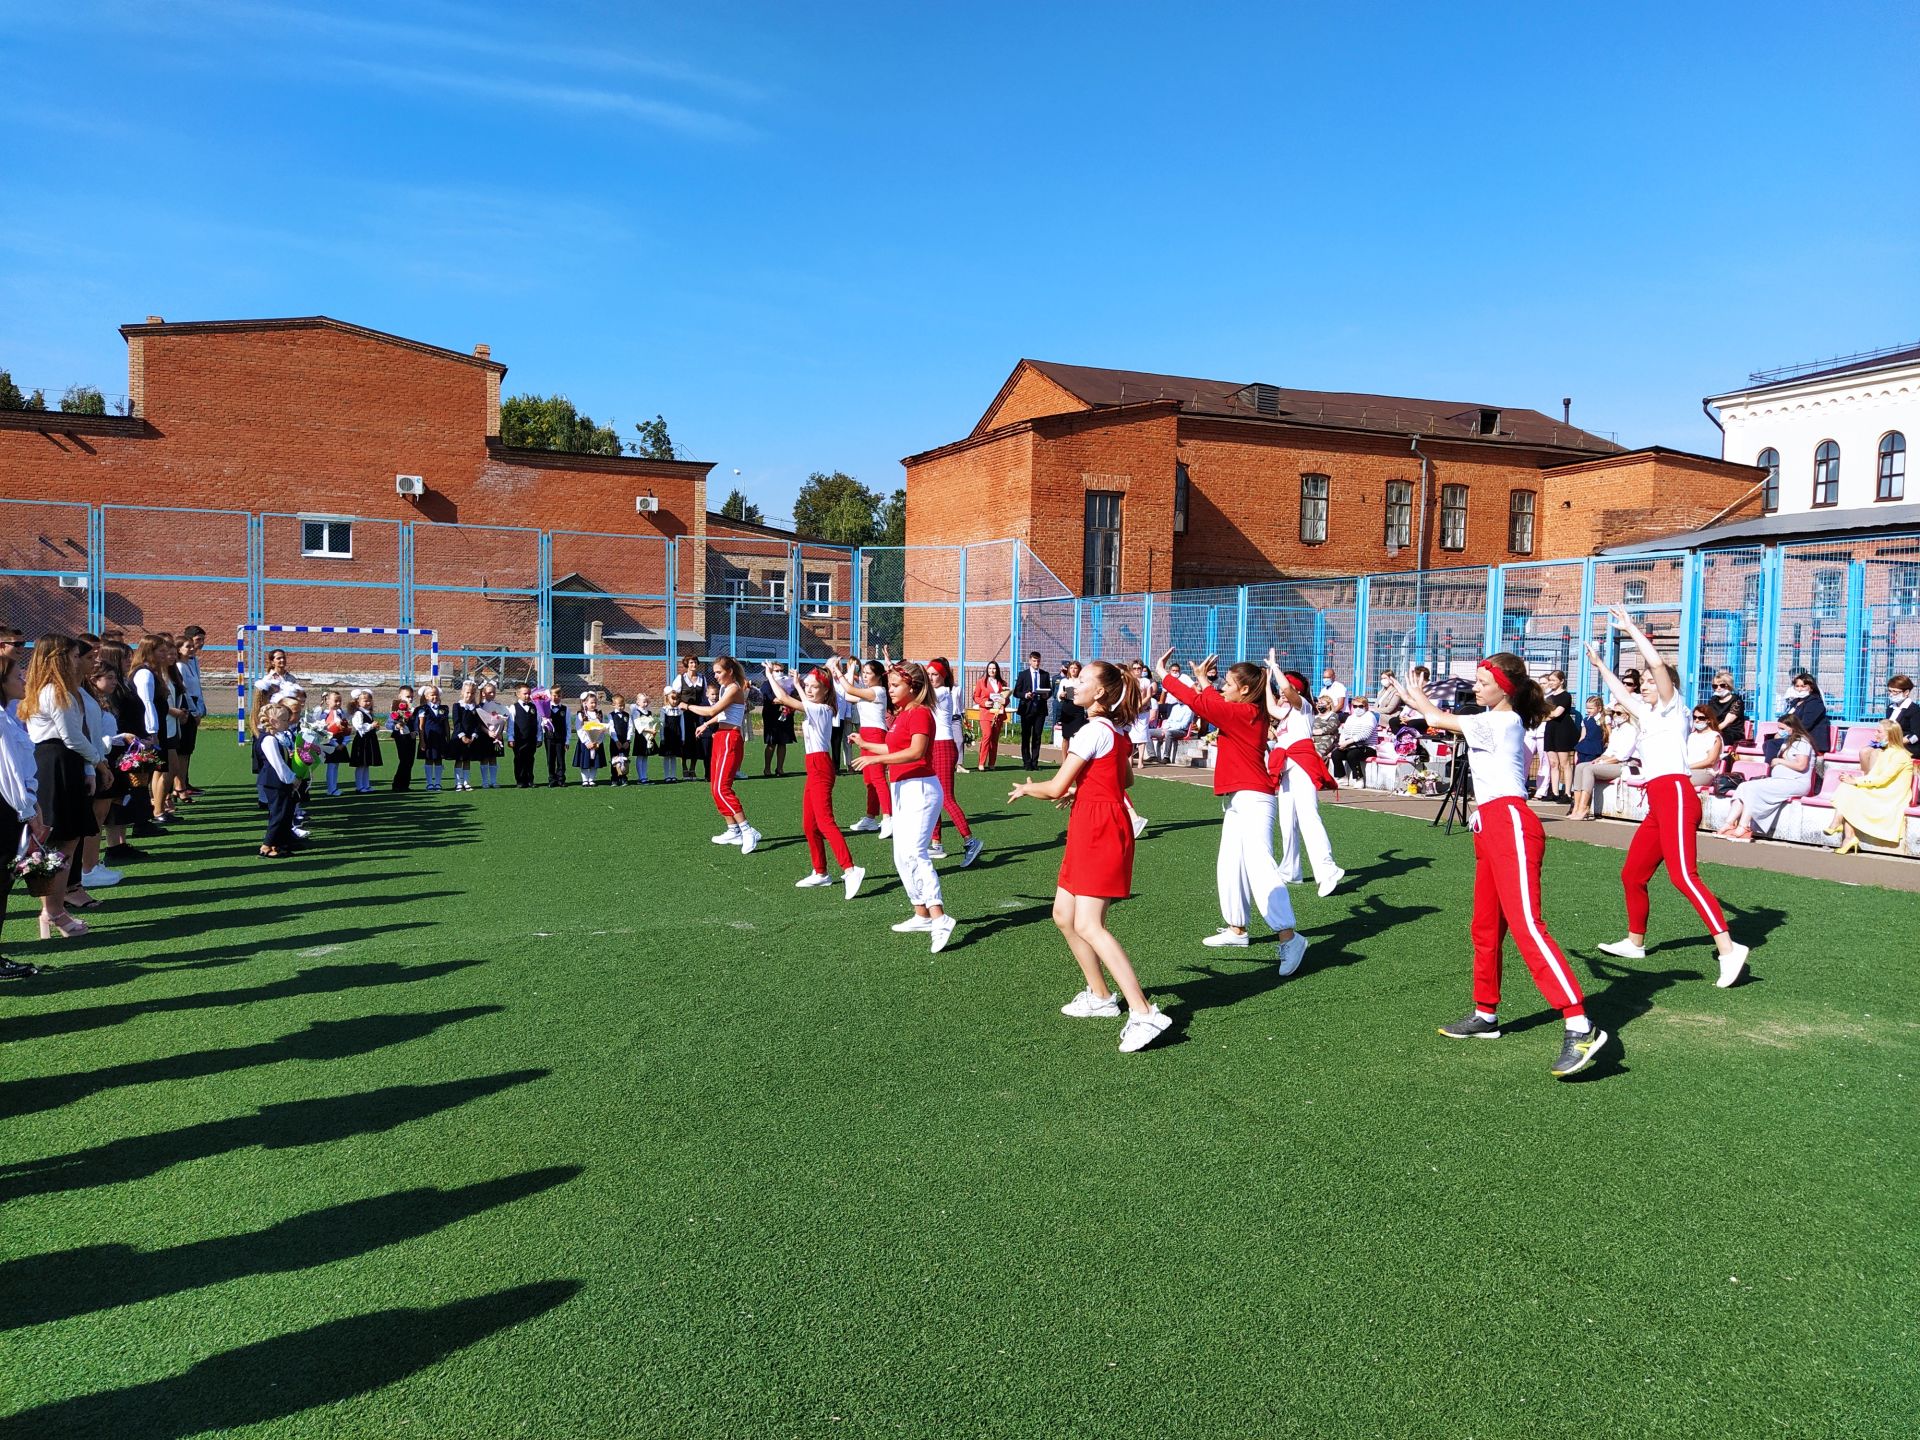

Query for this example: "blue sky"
[3,0,1916,526]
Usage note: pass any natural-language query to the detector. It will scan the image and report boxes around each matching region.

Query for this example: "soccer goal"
[235,623,440,741]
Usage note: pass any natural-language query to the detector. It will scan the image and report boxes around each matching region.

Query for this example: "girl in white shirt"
[685,656,760,853]
[1588,605,1749,988]
[20,635,104,940]
[0,650,48,975]
[763,665,865,898]
[836,659,894,838]
[1263,659,1343,898]
[1399,655,1609,1079]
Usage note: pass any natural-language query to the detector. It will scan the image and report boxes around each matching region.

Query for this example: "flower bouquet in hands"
[576,718,609,753]
[116,738,161,778]
[15,843,68,897]
[532,687,555,737]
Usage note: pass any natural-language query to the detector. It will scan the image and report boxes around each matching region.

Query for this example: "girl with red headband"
[763,664,865,898]
[1009,660,1171,1053]
[1398,654,1610,1078]
[1263,654,1346,899]
[834,657,894,838]
[1153,646,1309,974]
[926,657,984,868]
[853,660,957,953]
[684,656,761,855]
[1587,605,1749,987]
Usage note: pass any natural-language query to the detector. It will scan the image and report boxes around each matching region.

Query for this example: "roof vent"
[146,315,164,324]
[1249,383,1281,417]
[1477,408,1501,436]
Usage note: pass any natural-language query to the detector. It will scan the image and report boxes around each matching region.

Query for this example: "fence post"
[85,505,105,634]
[398,522,415,682]
[665,538,680,676]
[1353,575,1371,693]
[1140,590,1154,667]
[1679,550,1703,705]
[1483,564,1506,659]
[536,530,553,686]
[788,542,802,668]
[1235,585,1249,663]
[1007,545,1021,667]
[1072,598,1084,662]
[957,545,969,679]
[1755,545,1782,719]
[1843,557,1868,722]
[1574,557,1596,700]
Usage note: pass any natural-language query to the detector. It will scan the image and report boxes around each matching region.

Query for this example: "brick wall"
[1542,452,1767,556]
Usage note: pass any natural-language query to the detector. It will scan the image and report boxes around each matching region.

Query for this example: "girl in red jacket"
[1154,647,1308,975]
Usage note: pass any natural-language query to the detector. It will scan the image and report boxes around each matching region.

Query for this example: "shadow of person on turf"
[0,1166,582,1332]
[0,1281,581,1440]
[10,921,443,996]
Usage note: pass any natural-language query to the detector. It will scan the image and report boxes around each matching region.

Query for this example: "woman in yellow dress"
[1826,720,1914,853]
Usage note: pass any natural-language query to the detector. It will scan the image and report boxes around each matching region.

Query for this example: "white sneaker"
[1715,942,1750,989]
[795,872,832,888]
[1276,933,1309,977]
[1118,1005,1173,1053]
[1597,938,1646,960]
[878,818,894,839]
[929,915,957,953]
[711,827,741,845]
[842,866,865,899]
[1061,987,1122,1019]
[891,914,934,933]
[1202,929,1250,948]
[291,827,311,841]
[850,817,880,833]
[1316,866,1346,899]
[961,836,984,868]
[739,827,760,855]
[1131,810,1149,838]
[928,843,948,860]
[81,865,123,888]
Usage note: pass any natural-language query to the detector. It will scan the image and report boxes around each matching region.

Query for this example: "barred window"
[1507,490,1536,555]
[805,573,832,616]
[1173,462,1190,536]
[299,519,352,558]
[1299,474,1329,545]
[1384,480,1412,550]
[765,573,787,610]
[1439,485,1468,551]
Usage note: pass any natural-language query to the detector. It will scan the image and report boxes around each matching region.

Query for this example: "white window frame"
[723,577,747,606]
[299,517,353,559]
[805,572,832,617]
[765,573,788,611]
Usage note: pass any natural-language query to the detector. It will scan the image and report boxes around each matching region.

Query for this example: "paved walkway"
[1133,762,1920,893]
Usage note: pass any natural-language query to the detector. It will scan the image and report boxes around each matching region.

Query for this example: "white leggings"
[1215,790,1295,933]
[890,776,944,909]
[1275,765,1337,885]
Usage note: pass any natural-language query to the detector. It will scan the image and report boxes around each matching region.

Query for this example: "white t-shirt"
[801,698,836,754]
[1623,692,1688,779]
[1460,708,1528,803]
[1273,698,1312,746]
[1319,680,1348,712]
[1068,715,1117,761]
[1128,711,1151,743]
[836,689,856,722]
[718,699,746,728]
[854,695,887,729]
[1602,722,1638,763]
[932,687,962,743]
[1684,727,1719,768]
[1771,737,1813,777]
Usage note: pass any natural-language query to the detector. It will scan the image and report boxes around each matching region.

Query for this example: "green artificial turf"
[2,741,1915,1438]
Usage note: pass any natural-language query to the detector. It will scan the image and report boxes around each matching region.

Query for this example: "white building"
[1705,341,1915,519]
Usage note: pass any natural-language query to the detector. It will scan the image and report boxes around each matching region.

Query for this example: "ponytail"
[1081,660,1144,728]
[1483,652,1549,726]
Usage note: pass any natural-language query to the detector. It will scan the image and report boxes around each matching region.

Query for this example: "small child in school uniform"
[607,692,633,785]
[321,689,350,796]
[630,693,656,784]
[389,686,417,792]
[258,703,300,858]
[348,690,382,793]
[417,684,449,792]
[573,692,607,785]
[545,692,570,788]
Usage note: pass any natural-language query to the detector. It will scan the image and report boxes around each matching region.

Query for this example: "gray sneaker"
[1550,1027,1610,1078]
[1437,1011,1502,1040]
[1276,933,1309,978]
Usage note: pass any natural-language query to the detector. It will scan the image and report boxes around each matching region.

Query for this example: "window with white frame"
[1384,480,1412,550]
[1890,562,1920,617]
[805,572,832,616]
[1622,579,1647,607]
[1878,432,1906,502]
[1813,569,1844,619]
[300,519,353,558]
[723,577,747,606]
[1439,485,1468,551]
[1757,447,1780,512]
[764,573,787,610]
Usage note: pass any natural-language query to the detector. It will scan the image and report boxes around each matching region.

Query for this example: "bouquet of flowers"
[389,699,414,737]
[289,725,332,778]
[532,687,555,736]
[15,843,67,896]
[577,718,609,752]
[117,738,161,777]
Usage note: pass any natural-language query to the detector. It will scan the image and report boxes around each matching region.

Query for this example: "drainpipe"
[1699,398,1724,454]
[1408,435,1431,573]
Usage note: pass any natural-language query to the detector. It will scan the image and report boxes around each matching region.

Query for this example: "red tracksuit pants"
[803,752,854,873]
[1471,797,1585,1017]
[710,727,745,823]
[1622,773,1728,935]
[931,738,972,843]
[859,726,892,818]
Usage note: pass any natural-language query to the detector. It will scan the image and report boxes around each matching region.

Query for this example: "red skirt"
[1057,798,1134,899]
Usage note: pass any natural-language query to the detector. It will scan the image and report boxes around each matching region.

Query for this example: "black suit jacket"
[1890,698,1920,750]
[1012,667,1051,717]
[511,702,539,745]
[547,704,569,745]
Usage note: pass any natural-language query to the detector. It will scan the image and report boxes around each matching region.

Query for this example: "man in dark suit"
[1012,650,1052,770]
[545,695,570,787]
[510,685,540,788]
[1888,674,1920,750]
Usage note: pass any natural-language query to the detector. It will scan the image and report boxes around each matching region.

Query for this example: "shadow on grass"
[97,891,463,945]
[0,1280,581,1440]
[16,922,443,995]
[1334,847,1435,887]
[0,959,483,1045]
[0,1166,581,1331]
[0,1069,548,1203]
[92,872,440,916]
[954,898,1055,944]
[0,1007,502,1121]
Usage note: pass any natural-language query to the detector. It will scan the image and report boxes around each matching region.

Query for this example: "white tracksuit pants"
[890,775,944,908]
[1275,764,1337,885]
[1215,790,1296,933]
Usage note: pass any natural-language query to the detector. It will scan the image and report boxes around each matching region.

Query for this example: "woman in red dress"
[1009,659,1171,1053]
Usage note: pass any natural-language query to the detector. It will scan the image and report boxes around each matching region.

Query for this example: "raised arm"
[1611,605,1675,704]
[1397,669,1464,735]
[1584,640,1641,712]
[760,667,806,712]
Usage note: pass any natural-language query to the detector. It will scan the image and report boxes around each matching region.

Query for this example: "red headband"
[1283,670,1311,697]
[1478,658,1516,695]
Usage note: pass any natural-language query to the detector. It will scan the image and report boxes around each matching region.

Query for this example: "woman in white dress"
[1716,717,1816,842]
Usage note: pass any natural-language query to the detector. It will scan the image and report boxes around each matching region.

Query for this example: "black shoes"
[1550,1028,1611,1078]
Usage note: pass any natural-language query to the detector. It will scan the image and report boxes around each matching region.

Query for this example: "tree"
[498,393,621,456]
[0,369,46,411]
[628,415,679,460]
[719,488,764,525]
[792,470,883,546]
[878,487,906,545]
[60,385,106,415]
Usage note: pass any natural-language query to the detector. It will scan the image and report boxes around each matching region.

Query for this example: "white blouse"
[25,686,105,764]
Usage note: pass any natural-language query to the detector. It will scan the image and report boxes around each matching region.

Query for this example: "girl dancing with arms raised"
[851,660,957,954]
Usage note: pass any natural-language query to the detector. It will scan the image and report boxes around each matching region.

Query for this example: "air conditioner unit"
[634,495,660,513]
[58,574,89,590]
[396,474,427,497]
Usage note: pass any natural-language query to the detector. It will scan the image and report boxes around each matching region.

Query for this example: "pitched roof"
[991,359,1624,453]
[118,315,509,374]
[1601,502,1920,555]
[1713,340,1920,399]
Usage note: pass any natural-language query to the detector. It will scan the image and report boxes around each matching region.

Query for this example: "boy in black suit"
[1011,650,1052,770]
[510,684,540,788]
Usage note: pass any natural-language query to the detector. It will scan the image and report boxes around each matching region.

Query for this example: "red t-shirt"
[1161,672,1276,796]
[885,705,936,781]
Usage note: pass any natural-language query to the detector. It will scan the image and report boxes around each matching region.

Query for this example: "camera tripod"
[1432,748,1474,834]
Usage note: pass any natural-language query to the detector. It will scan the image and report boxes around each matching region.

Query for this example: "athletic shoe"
[292,826,311,841]
[878,818,894,839]
[1118,1005,1173,1053]
[850,817,880,833]
[1316,866,1345,899]
[1550,1026,1611,1078]
[80,865,123,888]
[711,827,741,845]
[1202,929,1250,948]
[1061,987,1122,1019]
[1597,938,1646,960]
[928,844,948,860]
[1276,933,1309,977]
[795,872,832,888]
[891,915,934,933]
[740,827,761,855]
[1437,1011,1502,1040]
[961,836,984,868]
[929,915,957,953]
[842,866,865,900]
[0,960,40,981]
[1131,810,1149,838]
[1715,943,1750,989]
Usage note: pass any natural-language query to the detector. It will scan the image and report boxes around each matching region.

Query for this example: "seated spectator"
[1685,704,1724,785]
[1765,672,1829,761]
[1311,696,1340,759]
[1888,674,1920,752]
[1719,716,1817,842]
[1150,699,1193,763]
[1825,719,1914,854]
[1573,702,1637,820]
[1707,669,1747,771]
[1567,697,1608,820]
[1331,696,1380,783]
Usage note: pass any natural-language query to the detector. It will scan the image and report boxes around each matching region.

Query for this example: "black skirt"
[1543,692,1580,752]
[35,740,97,844]
[762,704,795,746]
[348,730,384,768]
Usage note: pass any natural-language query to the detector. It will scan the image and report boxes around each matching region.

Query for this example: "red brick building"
[904,360,1766,595]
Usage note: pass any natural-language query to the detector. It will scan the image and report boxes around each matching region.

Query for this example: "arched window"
[1812,440,1840,507]
[1878,432,1906,503]
[1756,447,1780,512]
